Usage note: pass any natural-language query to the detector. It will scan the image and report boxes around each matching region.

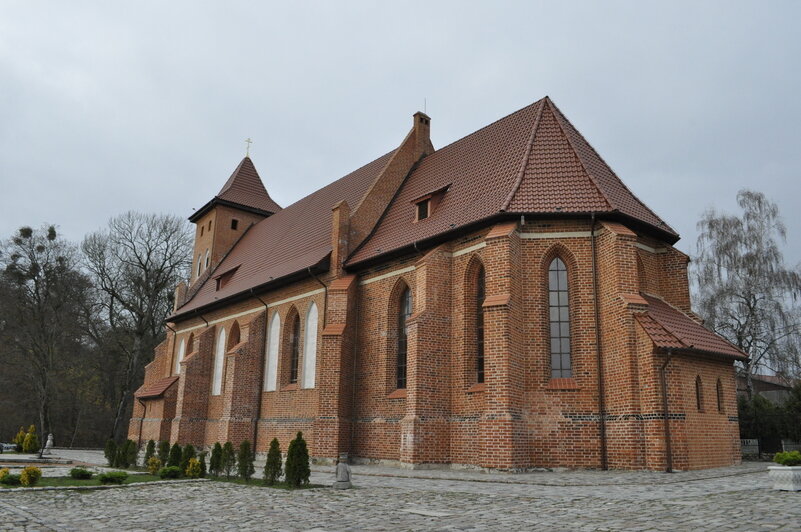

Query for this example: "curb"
[0,478,210,493]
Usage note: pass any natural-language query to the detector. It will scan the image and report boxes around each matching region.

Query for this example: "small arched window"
[548,258,571,379]
[695,376,703,411]
[264,313,280,391]
[716,378,724,413]
[174,338,186,375]
[476,266,486,384]
[196,256,202,278]
[302,303,318,389]
[397,286,412,389]
[289,314,301,384]
[212,327,226,395]
[204,249,210,269]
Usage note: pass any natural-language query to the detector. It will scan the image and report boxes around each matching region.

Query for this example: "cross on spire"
[245,137,253,157]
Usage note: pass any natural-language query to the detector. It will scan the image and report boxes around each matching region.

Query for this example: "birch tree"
[693,190,801,399]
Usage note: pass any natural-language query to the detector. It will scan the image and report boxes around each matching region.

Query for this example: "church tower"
[187,156,281,285]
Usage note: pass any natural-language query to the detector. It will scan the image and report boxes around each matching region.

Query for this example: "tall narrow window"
[716,378,724,413]
[476,266,486,383]
[264,313,280,391]
[302,303,318,389]
[196,256,202,278]
[212,327,226,395]
[548,258,571,379]
[695,376,703,411]
[174,339,186,375]
[204,249,210,269]
[397,287,412,389]
[289,314,301,384]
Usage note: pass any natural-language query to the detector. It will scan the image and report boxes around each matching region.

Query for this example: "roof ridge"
[545,98,613,212]
[547,100,673,231]
[501,99,546,211]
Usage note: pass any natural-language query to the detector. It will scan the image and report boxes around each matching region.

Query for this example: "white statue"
[333,454,352,489]
[43,433,54,455]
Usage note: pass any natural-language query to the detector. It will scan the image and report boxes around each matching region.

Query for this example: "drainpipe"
[252,289,270,454]
[307,266,328,327]
[660,349,674,473]
[137,397,146,449]
[591,213,608,470]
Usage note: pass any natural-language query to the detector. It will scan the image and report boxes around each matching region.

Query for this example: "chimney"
[413,112,432,156]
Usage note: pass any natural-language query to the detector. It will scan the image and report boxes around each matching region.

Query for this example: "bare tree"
[0,225,90,442]
[82,212,192,439]
[693,190,801,399]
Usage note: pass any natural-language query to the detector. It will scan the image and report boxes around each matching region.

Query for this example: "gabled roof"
[348,97,677,265]
[189,157,282,222]
[134,376,179,399]
[635,294,748,361]
[174,151,394,317]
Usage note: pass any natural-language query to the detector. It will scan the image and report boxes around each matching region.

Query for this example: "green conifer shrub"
[198,451,208,478]
[158,466,181,479]
[13,427,26,451]
[104,439,117,467]
[237,440,255,481]
[180,444,196,473]
[209,442,223,477]
[125,439,138,467]
[22,425,39,453]
[69,467,93,480]
[98,471,128,484]
[144,440,156,463]
[158,441,170,464]
[168,443,182,468]
[284,432,310,487]
[221,441,236,479]
[263,438,282,486]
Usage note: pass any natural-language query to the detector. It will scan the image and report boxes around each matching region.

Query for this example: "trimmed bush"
[147,457,162,476]
[180,444,196,474]
[185,457,201,478]
[104,439,117,467]
[209,443,222,477]
[125,439,138,468]
[167,443,182,468]
[158,466,182,479]
[0,467,9,481]
[199,451,208,478]
[22,425,39,454]
[263,438,282,486]
[0,474,21,486]
[144,440,156,463]
[13,427,26,452]
[69,467,94,480]
[221,442,236,479]
[98,471,128,484]
[237,440,255,481]
[158,441,170,464]
[774,450,801,466]
[284,432,310,488]
[20,466,42,487]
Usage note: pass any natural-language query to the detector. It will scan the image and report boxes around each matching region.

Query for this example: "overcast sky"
[1,1,799,264]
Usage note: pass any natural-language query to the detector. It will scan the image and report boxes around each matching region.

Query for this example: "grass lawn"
[2,474,162,489]
[208,476,324,490]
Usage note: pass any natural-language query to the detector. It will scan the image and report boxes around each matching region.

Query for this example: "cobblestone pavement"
[0,451,797,531]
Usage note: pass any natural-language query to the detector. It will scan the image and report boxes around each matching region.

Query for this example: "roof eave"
[657,346,749,363]
[169,255,330,323]
[188,197,276,223]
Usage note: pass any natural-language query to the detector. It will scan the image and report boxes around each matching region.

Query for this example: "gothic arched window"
[174,338,186,375]
[212,327,226,395]
[289,314,301,384]
[204,249,210,269]
[476,265,486,384]
[302,303,318,389]
[548,257,571,379]
[264,313,280,391]
[397,286,412,389]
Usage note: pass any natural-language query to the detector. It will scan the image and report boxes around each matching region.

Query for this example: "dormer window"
[411,184,450,223]
[416,199,429,221]
[213,265,240,291]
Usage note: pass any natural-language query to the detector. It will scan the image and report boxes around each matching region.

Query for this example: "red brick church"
[130,97,746,471]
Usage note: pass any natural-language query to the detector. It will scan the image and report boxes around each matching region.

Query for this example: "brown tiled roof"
[189,157,281,221]
[637,294,748,360]
[175,151,394,317]
[134,376,179,399]
[348,97,677,265]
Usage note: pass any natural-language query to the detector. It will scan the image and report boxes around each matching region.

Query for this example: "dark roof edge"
[658,346,748,363]
[188,197,276,223]
[347,210,679,271]
[168,255,330,323]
